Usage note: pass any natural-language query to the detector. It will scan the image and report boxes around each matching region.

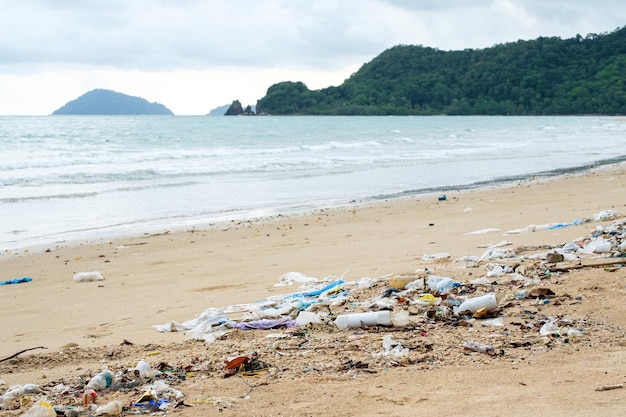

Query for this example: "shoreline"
[1,162,624,353]
[3,158,625,257]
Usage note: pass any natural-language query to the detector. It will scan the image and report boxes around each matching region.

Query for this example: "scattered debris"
[1,209,624,414]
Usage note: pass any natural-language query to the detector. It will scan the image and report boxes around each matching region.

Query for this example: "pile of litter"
[1,210,624,415]
[152,210,625,345]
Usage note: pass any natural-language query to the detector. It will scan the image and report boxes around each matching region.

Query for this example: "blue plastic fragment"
[285,279,345,299]
[0,277,32,285]
[132,399,169,407]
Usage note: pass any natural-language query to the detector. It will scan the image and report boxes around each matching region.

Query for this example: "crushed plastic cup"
[94,400,123,416]
[427,275,460,293]
[21,399,56,417]
[134,360,156,378]
[391,309,410,327]
[82,389,98,405]
[540,320,560,336]
[381,335,409,357]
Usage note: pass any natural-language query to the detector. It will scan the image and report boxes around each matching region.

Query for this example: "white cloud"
[0,0,624,114]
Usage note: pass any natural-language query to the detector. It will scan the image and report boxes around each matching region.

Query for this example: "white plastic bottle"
[335,311,392,329]
[86,369,114,390]
[456,293,500,314]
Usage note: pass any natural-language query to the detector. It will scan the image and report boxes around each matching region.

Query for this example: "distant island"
[256,25,626,115]
[207,104,231,116]
[52,89,173,115]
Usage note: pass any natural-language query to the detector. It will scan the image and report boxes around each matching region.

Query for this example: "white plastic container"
[457,293,499,314]
[295,311,322,326]
[73,271,105,282]
[335,311,392,329]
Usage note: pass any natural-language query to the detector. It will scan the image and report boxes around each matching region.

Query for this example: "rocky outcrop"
[224,100,255,116]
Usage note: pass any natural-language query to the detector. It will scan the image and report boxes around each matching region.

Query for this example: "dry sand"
[1,164,625,416]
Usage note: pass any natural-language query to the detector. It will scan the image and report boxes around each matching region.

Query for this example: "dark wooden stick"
[0,346,47,362]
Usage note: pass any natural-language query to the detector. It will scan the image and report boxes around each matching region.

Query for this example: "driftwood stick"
[549,258,625,271]
[595,384,624,392]
[0,346,47,362]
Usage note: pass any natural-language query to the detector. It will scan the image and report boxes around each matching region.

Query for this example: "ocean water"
[1,115,624,252]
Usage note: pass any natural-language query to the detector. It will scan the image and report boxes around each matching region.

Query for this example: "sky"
[0,1,624,115]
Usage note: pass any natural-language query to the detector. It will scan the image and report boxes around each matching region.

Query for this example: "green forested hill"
[256,26,626,115]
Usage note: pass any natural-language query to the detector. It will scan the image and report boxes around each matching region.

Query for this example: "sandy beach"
[1,164,625,417]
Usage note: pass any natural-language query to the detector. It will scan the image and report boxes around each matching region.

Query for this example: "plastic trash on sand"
[391,309,410,327]
[413,293,442,306]
[504,224,536,234]
[86,369,114,390]
[463,341,496,356]
[230,317,296,330]
[0,384,44,406]
[335,311,392,330]
[540,319,560,336]
[421,253,450,261]
[0,277,32,285]
[133,360,157,379]
[295,311,323,326]
[376,335,409,357]
[427,275,460,293]
[21,399,56,417]
[485,263,513,277]
[73,271,105,282]
[94,400,123,416]
[480,247,516,261]
[580,237,613,254]
[456,293,500,314]
[146,380,184,401]
[153,307,228,332]
[466,227,501,235]
[594,210,618,221]
[479,317,504,327]
[273,271,318,287]
[454,255,480,263]
[469,276,493,286]
[389,275,419,290]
